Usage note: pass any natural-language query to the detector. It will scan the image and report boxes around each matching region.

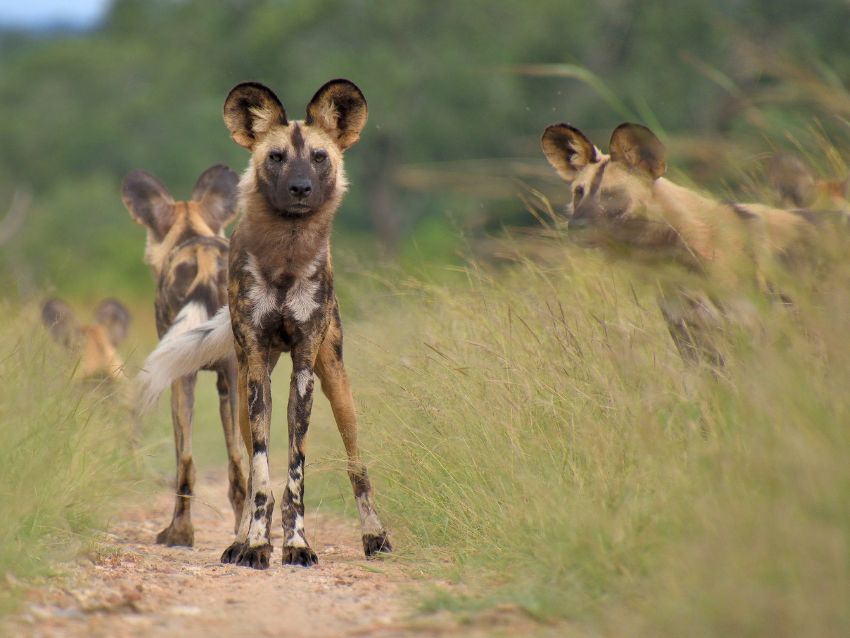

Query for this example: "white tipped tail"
[136,304,235,412]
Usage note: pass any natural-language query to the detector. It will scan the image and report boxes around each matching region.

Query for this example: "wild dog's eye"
[602,188,629,218]
[312,150,328,164]
[574,185,585,201]
[268,151,286,163]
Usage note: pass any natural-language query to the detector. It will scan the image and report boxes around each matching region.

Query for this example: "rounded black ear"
[41,298,79,348]
[608,123,667,179]
[768,153,815,208]
[94,298,131,347]
[541,123,599,182]
[121,170,175,240]
[305,79,368,151]
[192,164,240,232]
[223,82,288,150]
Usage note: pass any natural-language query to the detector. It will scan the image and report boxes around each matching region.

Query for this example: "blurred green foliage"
[0,0,848,302]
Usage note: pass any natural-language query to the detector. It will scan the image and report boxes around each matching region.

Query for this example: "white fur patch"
[286,514,308,548]
[245,253,278,327]
[356,494,385,536]
[285,278,319,323]
[295,369,313,397]
[247,452,272,546]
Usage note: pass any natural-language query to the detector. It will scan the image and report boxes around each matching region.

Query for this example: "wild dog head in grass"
[541,122,840,364]
[768,152,850,212]
[41,297,131,380]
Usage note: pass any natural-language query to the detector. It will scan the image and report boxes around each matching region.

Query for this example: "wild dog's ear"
[41,298,79,348]
[541,123,599,182]
[608,123,666,179]
[94,298,131,347]
[192,165,240,232]
[223,82,288,150]
[768,153,815,208]
[121,171,176,240]
[305,79,368,151]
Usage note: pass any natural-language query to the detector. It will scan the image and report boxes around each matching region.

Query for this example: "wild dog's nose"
[289,179,313,198]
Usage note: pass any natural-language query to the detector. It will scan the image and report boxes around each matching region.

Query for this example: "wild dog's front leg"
[216,359,247,532]
[657,290,725,367]
[280,351,319,567]
[157,373,197,547]
[221,354,275,569]
[316,321,392,557]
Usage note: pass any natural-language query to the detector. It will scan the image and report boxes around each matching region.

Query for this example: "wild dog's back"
[155,234,230,340]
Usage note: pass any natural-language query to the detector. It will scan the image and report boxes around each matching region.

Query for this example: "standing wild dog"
[137,79,392,568]
[41,297,131,379]
[123,165,247,547]
[541,122,826,363]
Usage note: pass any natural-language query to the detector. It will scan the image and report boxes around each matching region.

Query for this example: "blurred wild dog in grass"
[136,79,391,568]
[768,152,849,212]
[41,297,130,380]
[541,122,845,364]
[123,165,247,547]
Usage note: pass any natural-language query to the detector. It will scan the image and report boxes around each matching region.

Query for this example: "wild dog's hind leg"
[157,373,197,547]
[280,344,320,567]
[217,358,247,533]
[316,312,392,557]
[221,365,253,563]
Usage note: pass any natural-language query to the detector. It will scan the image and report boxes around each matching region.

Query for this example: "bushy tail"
[136,304,234,412]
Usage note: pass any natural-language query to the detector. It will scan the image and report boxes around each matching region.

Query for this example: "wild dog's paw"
[281,546,318,567]
[362,532,392,558]
[155,523,194,547]
[229,543,273,570]
[220,541,247,564]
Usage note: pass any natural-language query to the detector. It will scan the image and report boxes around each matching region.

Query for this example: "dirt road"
[5,471,549,638]
[7,472,420,638]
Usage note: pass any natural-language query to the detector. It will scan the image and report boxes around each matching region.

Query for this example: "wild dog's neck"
[235,190,336,281]
[651,177,758,287]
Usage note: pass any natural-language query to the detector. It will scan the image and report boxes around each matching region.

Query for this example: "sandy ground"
[4,472,548,638]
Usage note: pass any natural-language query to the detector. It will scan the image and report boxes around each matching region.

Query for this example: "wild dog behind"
[123,165,246,547]
[540,122,840,363]
[137,79,391,569]
[768,152,849,212]
[41,297,130,380]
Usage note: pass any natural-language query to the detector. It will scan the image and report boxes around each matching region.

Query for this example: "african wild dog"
[123,165,247,547]
[41,297,130,379]
[137,79,391,568]
[541,122,829,363]
[768,153,850,211]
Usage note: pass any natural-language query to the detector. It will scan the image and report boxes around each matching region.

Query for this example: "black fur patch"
[247,379,264,422]
[291,123,304,153]
[589,160,609,196]
[789,208,822,225]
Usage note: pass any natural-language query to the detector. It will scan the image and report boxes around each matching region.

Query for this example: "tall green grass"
[0,304,139,608]
[345,244,850,636]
